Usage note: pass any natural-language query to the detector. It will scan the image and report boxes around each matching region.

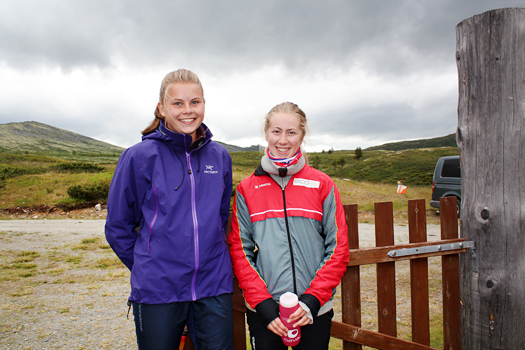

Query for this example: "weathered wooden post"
[456,7,525,349]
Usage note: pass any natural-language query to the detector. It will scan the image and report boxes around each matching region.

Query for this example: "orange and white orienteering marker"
[397,182,407,194]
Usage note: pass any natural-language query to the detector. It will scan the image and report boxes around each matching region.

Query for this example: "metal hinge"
[387,241,476,258]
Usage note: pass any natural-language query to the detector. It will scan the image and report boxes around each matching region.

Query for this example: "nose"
[182,103,193,114]
[278,133,287,144]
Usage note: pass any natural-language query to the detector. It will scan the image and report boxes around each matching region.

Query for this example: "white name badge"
[293,178,320,189]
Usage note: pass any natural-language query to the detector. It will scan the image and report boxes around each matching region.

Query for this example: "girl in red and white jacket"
[229,102,349,350]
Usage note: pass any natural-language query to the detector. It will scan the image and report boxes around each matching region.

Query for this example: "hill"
[365,133,457,151]
[0,122,461,213]
[215,141,261,152]
[0,121,125,157]
[308,147,458,186]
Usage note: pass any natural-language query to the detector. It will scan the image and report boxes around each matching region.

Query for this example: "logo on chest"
[255,183,272,189]
[293,178,320,188]
[204,165,218,174]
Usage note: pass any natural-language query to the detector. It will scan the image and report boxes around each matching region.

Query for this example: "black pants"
[246,309,333,350]
[133,294,233,350]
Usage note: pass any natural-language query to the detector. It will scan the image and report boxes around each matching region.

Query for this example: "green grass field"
[0,147,458,224]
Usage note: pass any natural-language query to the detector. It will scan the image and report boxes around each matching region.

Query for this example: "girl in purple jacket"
[105,69,234,350]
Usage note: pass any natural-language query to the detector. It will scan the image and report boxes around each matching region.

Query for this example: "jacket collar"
[254,164,267,176]
[143,121,213,152]
[260,150,305,177]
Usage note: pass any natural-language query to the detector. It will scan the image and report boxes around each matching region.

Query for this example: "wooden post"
[374,202,397,337]
[456,8,525,349]
[342,204,362,350]
[440,196,461,350]
[408,199,430,346]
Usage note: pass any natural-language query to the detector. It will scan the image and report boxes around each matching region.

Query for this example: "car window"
[441,158,461,178]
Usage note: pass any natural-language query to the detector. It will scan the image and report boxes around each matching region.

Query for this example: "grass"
[0,147,454,221]
[0,165,115,209]
[309,147,459,185]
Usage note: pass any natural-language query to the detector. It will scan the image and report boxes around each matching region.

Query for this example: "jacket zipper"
[187,150,199,301]
[281,187,298,295]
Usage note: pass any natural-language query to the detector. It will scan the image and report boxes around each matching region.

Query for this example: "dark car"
[430,155,461,216]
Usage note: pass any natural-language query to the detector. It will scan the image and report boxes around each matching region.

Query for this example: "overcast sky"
[1,1,523,152]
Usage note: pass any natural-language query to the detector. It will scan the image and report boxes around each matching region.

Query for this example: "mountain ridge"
[0,121,457,155]
[0,121,125,155]
[0,121,261,154]
[365,133,457,151]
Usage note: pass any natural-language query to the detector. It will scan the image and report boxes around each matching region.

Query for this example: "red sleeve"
[228,183,273,309]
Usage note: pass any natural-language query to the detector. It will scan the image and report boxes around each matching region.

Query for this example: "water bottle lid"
[279,292,298,308]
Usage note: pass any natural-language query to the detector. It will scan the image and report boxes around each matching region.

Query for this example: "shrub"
[67,181,110,201]
[50,162,104,173]
[0,166,48,188]
[0,166,47,180]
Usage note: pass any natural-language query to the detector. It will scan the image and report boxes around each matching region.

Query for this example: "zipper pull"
[127,300,132,319]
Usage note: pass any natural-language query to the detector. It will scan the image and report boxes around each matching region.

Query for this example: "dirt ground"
[0,217,136,350]
[0,211,446,350]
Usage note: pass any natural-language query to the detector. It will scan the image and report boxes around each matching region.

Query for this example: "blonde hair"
[142,69,204,135]
[264,102,309,140]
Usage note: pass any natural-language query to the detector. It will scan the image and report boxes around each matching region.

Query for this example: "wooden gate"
[185,196,466,350]
[332,196,465,350]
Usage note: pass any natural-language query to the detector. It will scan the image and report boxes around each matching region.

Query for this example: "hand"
[267,306,310,336]
[287,306,310,328]
[267,317,288,337]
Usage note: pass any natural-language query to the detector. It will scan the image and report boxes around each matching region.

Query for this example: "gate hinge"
[387,241,475,258]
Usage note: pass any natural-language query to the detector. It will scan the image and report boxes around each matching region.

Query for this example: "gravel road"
[0,219,443,249]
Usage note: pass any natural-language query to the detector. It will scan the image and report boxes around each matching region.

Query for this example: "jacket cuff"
[299,294,321,317]
[255,298,279,326]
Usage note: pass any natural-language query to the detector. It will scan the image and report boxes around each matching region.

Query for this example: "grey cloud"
[5,0,518,74]
[309,90,458,143]
[310,103,416,138]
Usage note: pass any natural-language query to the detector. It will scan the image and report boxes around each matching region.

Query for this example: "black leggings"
[246,309,333,350]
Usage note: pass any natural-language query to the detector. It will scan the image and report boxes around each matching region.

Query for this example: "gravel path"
[0,220,444,349]
[0,219,443,249]
[0,219,136,350]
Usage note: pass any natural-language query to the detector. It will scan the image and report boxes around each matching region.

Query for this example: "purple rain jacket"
[105,122,233,304]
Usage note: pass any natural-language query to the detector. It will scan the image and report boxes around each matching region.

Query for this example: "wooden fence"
[184,196,465,350]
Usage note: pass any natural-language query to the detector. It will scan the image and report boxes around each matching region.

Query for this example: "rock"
[95,204,102,212]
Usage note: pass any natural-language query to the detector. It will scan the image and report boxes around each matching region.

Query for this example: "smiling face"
[266,112,304,158]
[158,82,205,141]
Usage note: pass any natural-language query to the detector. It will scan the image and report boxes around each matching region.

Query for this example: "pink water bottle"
[279,292,301,346]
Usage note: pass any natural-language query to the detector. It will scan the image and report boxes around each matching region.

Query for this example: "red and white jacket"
[228,163,349,321]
